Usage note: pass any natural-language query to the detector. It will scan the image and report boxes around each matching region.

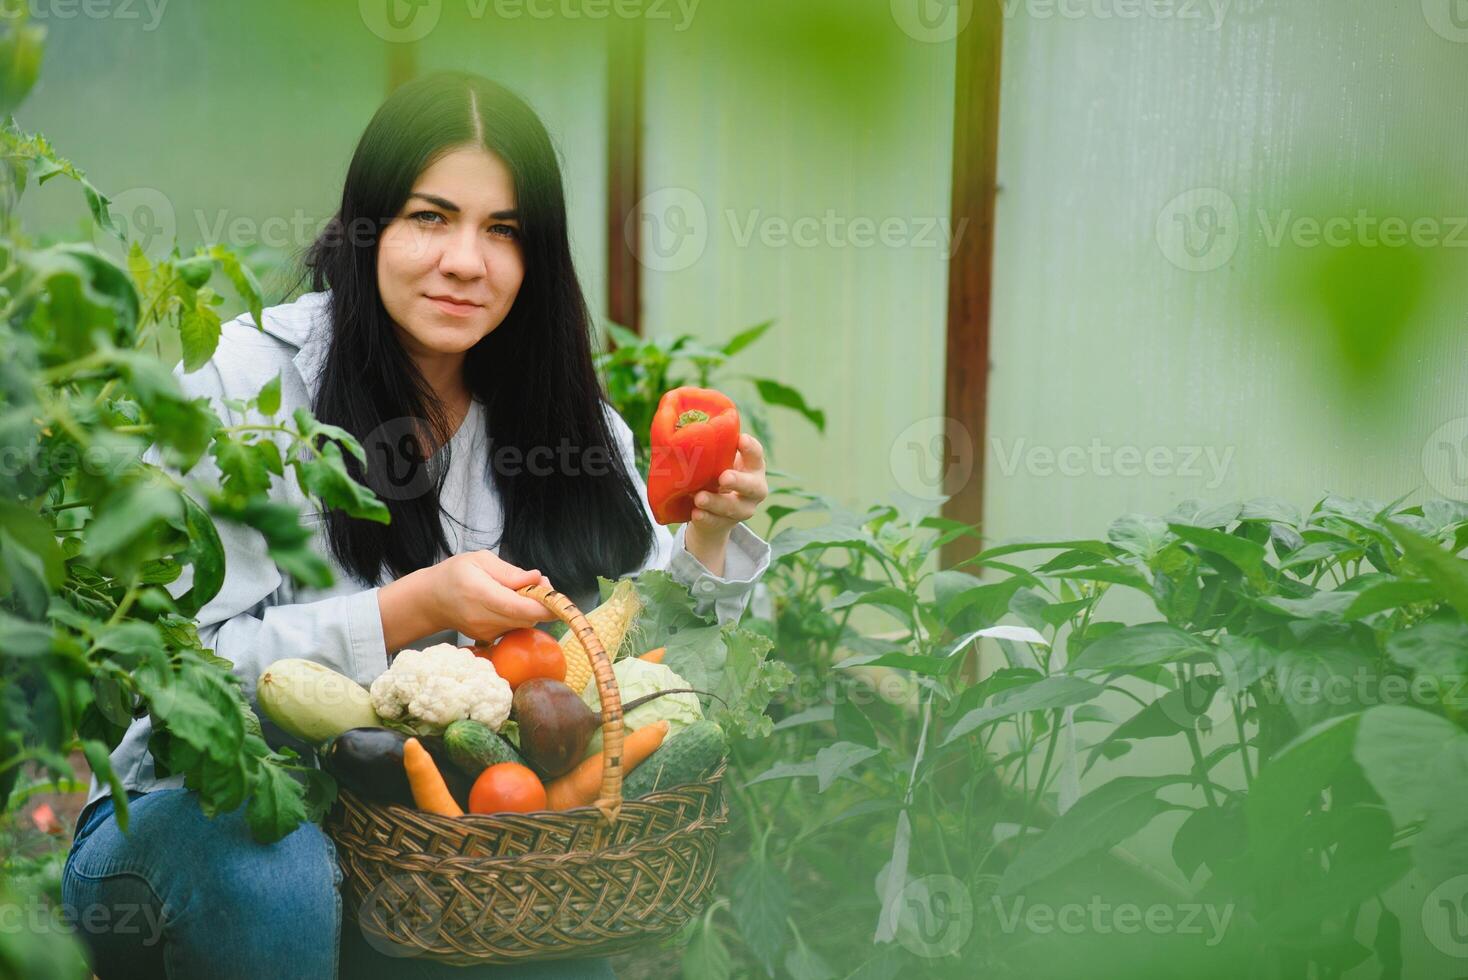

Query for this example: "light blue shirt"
[85,291,771,809]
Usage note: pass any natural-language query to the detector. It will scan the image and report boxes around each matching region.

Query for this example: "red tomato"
[477,628,566,690]
[469,763,547,814]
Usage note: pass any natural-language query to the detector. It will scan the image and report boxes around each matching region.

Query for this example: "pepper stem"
[675,409,711,429]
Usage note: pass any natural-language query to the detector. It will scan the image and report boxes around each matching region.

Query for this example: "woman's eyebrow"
[407,192,519,221]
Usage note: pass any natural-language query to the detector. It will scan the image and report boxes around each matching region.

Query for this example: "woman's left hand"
[687,433,768,537]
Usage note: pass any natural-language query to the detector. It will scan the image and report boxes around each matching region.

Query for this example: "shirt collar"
[244,289,333,398]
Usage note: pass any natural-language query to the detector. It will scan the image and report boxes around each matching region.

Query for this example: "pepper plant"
[669,491,1468,979]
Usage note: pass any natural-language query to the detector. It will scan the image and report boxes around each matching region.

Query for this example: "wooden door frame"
[606,22,645,335]
[940,2,1004,570]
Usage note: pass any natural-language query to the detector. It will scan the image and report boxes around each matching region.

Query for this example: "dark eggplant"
[325,727,472,811]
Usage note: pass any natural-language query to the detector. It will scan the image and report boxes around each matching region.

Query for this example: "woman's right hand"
[427,551,557,643]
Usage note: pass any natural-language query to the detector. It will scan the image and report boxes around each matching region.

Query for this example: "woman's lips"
[426,295,481,317]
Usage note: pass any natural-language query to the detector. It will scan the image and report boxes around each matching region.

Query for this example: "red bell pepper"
[646,387,741,525]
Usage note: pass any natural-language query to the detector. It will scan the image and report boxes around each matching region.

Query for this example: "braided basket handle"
[514,582,624,824]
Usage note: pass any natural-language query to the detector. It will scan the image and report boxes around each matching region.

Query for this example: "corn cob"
[560,578,642,695]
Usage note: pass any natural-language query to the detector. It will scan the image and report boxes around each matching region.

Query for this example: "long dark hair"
[296,71,654,600]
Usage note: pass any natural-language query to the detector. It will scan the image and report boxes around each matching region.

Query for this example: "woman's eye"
[490,224,520,240]
[409,211,445,225]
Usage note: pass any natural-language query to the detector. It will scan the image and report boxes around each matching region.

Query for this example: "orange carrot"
[403,737,463,816]
[638,647,666,664]
[546,721,669,811]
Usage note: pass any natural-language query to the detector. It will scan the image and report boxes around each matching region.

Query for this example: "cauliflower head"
[368,643,512,732]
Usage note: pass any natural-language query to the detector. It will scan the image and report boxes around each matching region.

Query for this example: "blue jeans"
[62,789,615,980]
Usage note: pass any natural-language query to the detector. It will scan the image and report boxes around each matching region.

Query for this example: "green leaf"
[1414,738,1468,887]
[211,435,274,500]
[82,484,182,559]
[997,776,1181,894]
[769,513,876,562]
[749,377,825,432]
[1353,705,1465,826]
[967,538,1112,564]
[828,586,915,628]
[943,677,1103,744]
[784,931,837,980]
[0,500,63,587]
[0,609,52,657]
[1246,713,1360,860]
[256,372,282,417]
[245,760,309,844]
[619,569,711,646]
[1385,619,1468,677]
[1213,635,1277,699]
[1051,564,1154,592]
[1272,645,1372,730]
[1172,802,1246,878]
[81,739,130,833]
[295,439,390,524]
[1386,521,1468,620]
[746,741,879,792]
[1254,589,1357,622]
[178,295,223,371]
[175,493,225,617]
[1343,579,1439,619]
[1167,523,1268,588]
[721,319,773,357]
[1107,514,1171,561]
[1066,622,1209,672]
[1240,497,1303,527]
[208,244,264,331]
[731,856,790,974]
[682,919,732,980]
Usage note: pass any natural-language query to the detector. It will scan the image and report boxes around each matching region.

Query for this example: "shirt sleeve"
[151,361,389,705]
[603,402,772,625]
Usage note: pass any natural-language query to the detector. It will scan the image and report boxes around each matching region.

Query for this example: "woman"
[61,71,771,979]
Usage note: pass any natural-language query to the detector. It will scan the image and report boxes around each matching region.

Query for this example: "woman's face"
[376,144,525,359]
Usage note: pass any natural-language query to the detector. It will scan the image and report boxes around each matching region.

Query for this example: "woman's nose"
[437,227,484,279]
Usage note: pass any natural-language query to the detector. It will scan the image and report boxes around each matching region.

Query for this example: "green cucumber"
[623,720,727,798]
[443,719,526,775]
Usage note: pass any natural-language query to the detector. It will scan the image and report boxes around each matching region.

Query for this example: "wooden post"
[940,1,1004,571]
[606,22,645,335]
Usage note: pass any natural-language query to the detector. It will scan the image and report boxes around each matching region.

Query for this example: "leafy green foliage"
[665,489,1468,979]
[0,66,379,865]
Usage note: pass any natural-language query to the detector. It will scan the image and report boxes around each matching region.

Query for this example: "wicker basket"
[324,582,729,964]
